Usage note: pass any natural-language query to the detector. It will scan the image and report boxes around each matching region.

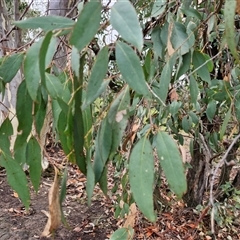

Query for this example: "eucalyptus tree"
[0,0,239,238]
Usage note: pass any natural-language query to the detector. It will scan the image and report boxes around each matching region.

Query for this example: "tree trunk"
[183,140,209,207]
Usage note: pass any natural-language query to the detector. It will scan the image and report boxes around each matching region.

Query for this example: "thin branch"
[0,0,34,43]
[209,133,240,234]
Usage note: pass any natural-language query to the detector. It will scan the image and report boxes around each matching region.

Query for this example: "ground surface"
[1,146,240,240]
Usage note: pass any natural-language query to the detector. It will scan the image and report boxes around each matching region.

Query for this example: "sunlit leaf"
[129,137,156,222]
[110,0,143,51]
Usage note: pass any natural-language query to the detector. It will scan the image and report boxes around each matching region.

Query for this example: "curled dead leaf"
[41,166,61,237]
[123,203,137,229]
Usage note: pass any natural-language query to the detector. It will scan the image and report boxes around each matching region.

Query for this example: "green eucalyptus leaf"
[171,22,190,55]
[16,81,33,140]
[110,0,143,51]
[93,118,112,183]
[224,0,239,62]
[129,137,156,222]
[86,151,95,206]
[155,132,187,198]
[151,0,167,18]
[220,108,231,140]
[0,53,24,83]
[0,155,30,209]
[189,75,199,104]
[192,51,211,83]
[157,53,177,103]
[26,137,41,192]
[206,100,216,123]
[70,1,101,51]
[14,16,75,31]
[110,227,134,240]
[83,46,109,109]
[116,41,150,97]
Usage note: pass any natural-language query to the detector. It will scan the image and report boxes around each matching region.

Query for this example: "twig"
[209,133,240,234]
[0,0,34,43]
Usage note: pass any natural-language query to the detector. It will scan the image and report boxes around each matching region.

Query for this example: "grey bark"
[0,0,22,123]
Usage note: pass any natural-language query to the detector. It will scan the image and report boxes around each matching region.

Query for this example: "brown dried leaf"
[41,166,61,237]
[123,203,137,228]
[167,22,175,56]
[169,88,179,102]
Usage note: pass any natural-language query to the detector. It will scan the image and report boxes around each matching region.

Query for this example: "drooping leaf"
[157,53,177,103]
[220,108,231,140]
[82,101,92,150]
[0,118,13,156]
[71,47,80,77]
[57,111,75,162]
[60,167,68,204]
[108,87,130,156]
[151,26,165,58]
[14,16,75,31]
[176,52,191,79]
[83,46,109,109]
[224,0,239,62]
[34,88,48,135]
[0,155,30,209]
[93,117,113,182]
[24,40,42,101]
[192,51,211,83]
[86,151,95,206]
[155,132,187,198]
[129,137,156,222]
[110,0,143,51]
[206,100,216,123]
[170,22,190,55]
[39,31,55,86]
[70,0,101,51]
[73,56,86,174]
[189,75,199,104]
[0,53,24,83]
[60,167,68,226]
[45,73,70,102]
[16,81,33,140]
[26,137,42,192]
[99,165,108,196]
[116,41,150,97]
[24,37,57,101]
